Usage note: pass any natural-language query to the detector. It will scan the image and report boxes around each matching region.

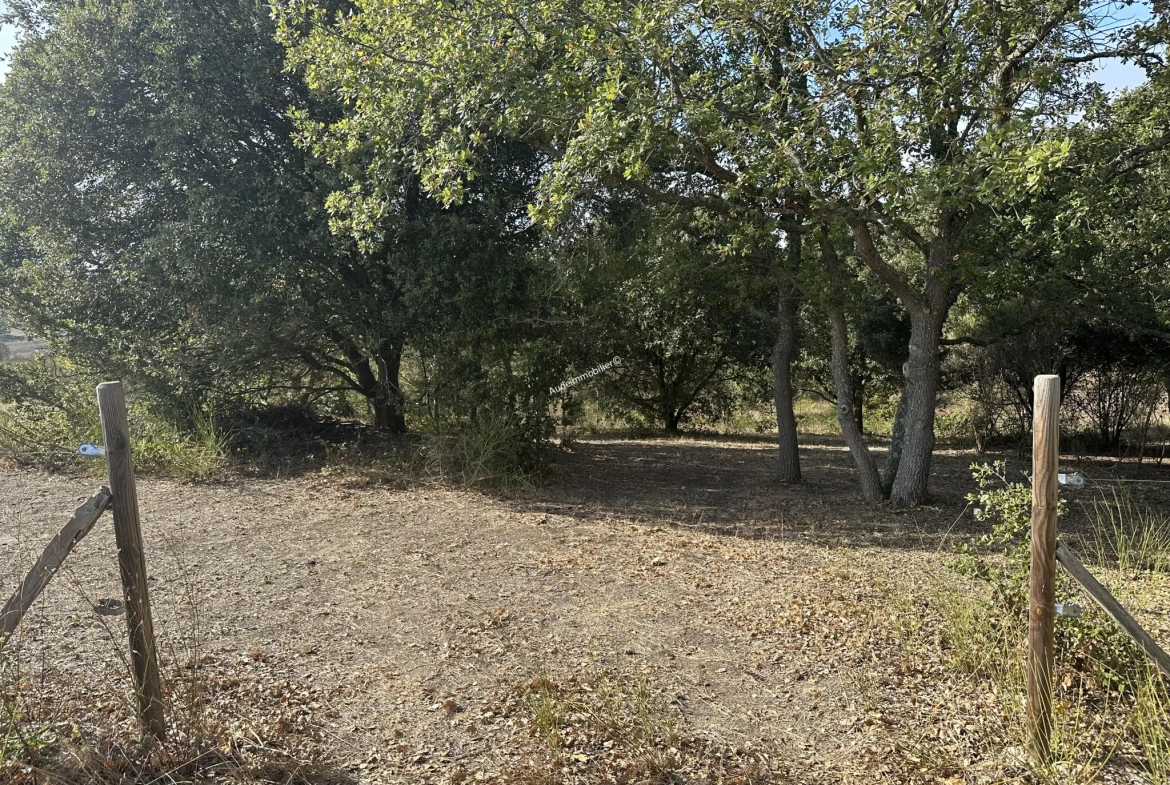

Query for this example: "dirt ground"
[2,435,1168,784]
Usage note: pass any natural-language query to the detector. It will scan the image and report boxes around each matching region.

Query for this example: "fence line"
[1055,541,1170,677]
[0,381,165,741]
[1028,374,1170,764]
[0,488,111,645]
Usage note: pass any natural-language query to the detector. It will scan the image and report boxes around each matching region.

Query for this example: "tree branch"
[799,386,837,406]
[848,219,925,314]
[995,0,1077,90]
[1100,130,1170,182]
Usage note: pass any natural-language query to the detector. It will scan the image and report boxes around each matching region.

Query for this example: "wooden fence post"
[0,489,112,647]
[1055,541,1170,677]
[1028,374,1060,763]
[97,381,167,741]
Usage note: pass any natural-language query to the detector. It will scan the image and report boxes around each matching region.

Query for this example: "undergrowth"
[421,409,544,491]
[919,461,1170,782]
[0,359,545,489]
[0,359,226,479]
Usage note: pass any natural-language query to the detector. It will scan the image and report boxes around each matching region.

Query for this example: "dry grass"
[885,487,1170,784]
[1,436,1170,783]
[0,536,351,785]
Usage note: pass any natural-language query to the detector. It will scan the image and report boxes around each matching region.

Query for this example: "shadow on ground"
[509,434,1170,550]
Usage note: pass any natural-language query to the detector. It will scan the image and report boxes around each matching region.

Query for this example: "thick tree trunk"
[888,306,945,504]
[820,232,884,501]
[371,398,401,432]
[772,233,802,483]
[849,215,963,506]
[348,338,407,434]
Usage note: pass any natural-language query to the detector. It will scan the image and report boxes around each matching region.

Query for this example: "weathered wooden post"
[0,489,112,647]
[1028,374,1060,763]
[96,381,167,741]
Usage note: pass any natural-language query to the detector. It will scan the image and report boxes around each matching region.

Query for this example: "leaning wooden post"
[97,381,167,741]
[1028,374,1060,763]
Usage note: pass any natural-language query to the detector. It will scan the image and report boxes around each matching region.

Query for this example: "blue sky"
[1095,57,1149,91]
[0,0,12,80]
[0,0,1158,90]
[0,19,12,82]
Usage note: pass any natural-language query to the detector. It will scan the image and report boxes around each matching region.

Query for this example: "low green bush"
[953,462,1146,692]
[0,358,225,479]
[421,407,545,490]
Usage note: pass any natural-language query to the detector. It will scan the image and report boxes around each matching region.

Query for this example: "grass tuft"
[422,410,541,490]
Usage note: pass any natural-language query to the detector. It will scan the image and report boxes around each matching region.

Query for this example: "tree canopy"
[0,0,1165,500]
[0,0,559,439]
[277,0,1170,501]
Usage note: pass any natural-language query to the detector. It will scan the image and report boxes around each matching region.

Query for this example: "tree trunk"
[888,308,945,504]
[882,391,908,498]
[374,340,407,434]
[371,396,400,432]
[658,366,681,433]
[852,361,866,435]
[772,233,802,483]
[343,346,384,430]
[347,337,407,434]
[820,231,884,501]
[849,215,962,506]
[828,307,885,501]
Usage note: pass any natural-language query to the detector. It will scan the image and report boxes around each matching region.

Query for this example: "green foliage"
[558,206,772,432]
[954,463,1146,692]
[0,358,104,466]
[421,408,544,490]
[0,696,49,765]
[952,462,1037,623]
[795,239,909,439]
[948,288,1170,451]
[387,141,567,449]
[276,0,1168,502]
[277,0,1160,227]
[0,359,226,479]
[0,0,353,413]
[0,0,1165,494]
[0,0,566,457]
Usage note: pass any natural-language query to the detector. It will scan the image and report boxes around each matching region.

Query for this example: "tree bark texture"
[820,232,884,501]
[773,232,802,483]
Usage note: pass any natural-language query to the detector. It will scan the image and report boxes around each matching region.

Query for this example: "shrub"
[421,408,545,489]
[0,358,225,479]
[954,462,1145,692]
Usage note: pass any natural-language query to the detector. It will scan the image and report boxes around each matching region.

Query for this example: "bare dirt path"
[2,436,1162,783]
